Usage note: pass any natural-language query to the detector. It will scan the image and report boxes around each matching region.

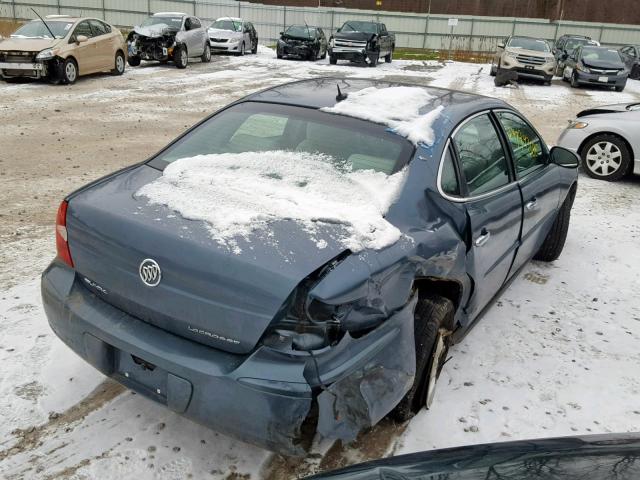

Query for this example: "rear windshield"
[211,19,241,32]
[12,20,74,39]
[149,102,414,175]
[284,25,316,38]
[508,37,550,52]
[141,16,183,29]
[582,47,622,63]
[341,21,378,34]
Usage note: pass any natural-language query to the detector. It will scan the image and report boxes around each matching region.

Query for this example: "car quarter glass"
[496,111,548,177]
[452,113,511,196]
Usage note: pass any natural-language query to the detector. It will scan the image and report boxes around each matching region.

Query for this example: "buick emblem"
[139,258,161,287]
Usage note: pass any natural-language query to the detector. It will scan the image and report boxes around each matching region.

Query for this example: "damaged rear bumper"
[42,260,416,455]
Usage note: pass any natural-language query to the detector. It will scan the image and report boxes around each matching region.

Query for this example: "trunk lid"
[67,165,348,354]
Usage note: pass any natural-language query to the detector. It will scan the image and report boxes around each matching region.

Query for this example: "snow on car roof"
[153,12,187,16]
[215,17,242,21]
[321,86,444,146]
[137,151,408,253]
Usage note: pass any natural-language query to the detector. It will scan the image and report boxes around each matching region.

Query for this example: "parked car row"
[491,33,638,92]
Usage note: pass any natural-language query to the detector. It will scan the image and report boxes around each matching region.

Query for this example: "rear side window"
[440,148,460,197]
[452,114,510,196]
[496,111,547,178]
[190,17,201,29]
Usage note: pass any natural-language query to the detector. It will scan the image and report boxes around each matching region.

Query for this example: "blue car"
[42,78,579,455]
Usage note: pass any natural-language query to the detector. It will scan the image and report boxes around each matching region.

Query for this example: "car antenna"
[31,8,56,40]
[336,84,348,102]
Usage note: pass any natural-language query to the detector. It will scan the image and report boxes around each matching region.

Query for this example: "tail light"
[55,200,74,268]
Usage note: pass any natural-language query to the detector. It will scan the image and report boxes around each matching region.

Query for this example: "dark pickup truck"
[329,20,395,67]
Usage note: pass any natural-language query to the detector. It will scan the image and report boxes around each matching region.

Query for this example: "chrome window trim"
[437,110,519,203]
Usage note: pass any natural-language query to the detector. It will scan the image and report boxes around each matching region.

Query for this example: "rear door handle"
[526,198,538,211]
[474,229,491,247]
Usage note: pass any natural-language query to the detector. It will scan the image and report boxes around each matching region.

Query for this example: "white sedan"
[557,102,640,181]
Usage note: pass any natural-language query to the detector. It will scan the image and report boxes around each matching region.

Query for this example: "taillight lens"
[55,200,74,268]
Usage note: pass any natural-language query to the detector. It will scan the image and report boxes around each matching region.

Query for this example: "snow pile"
[321,86,444,145]
[137,151,407,252]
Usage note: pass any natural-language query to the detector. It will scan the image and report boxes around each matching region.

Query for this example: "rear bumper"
[42,260,416,454]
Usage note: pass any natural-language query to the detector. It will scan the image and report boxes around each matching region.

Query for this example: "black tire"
[201,43,211,63]
[615,84,625,92]
[251,40,258,54]
[329,54,337,65]
[385,50,392,63]
[533,189,575,262]
[544,75,552,85]
[320,48,327,60]
[127,55,141,67]
[61,57,78,84]
[174,45,188,69]
[580,134,632,181]
[112,51,126,75]
[392,294,454,422]
[368,54,378,67]
[490,63,497,76]
[570,72,579,88]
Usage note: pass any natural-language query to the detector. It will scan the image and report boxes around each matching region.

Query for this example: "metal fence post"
[422,14,429,49]
[468,17,474,51]
[598,24,604,43]
[330,9,334,32]
[511,17,516,35]
[11,0,16,21]
[553,21,560,42]
[283,5,286,30]
[147,0,150,16]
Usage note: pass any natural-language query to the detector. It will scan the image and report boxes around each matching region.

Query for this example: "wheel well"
[414,277,463,312]
[578,131,634,161]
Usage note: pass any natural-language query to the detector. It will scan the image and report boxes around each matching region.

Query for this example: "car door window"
[452,114,511,196]
[190,17,201,29]
[496,111,547,178]
[73,21,93,40]
[88,20,108,36]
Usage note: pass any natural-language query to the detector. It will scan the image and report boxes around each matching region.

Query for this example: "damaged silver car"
[42,78,579,455]
[126,12,210,68]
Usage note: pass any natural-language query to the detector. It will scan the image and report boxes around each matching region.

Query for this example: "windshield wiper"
[30,8,56,39]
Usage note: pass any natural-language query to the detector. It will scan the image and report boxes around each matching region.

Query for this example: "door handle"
[526,198,538,211]
[474,229,490,247]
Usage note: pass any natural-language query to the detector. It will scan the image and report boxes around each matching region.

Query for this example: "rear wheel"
[392,294,454,421]
[251,40,258,54]
[174,45,188,69]
[127,55,141,67]
[581,134,631,181]
[201,43,211,63]
[62,57,78,84]
[534,190,575,262]
[385,50,392,63]
[329,54,337,65]
[112,51,125,75]
[320,48,326,60]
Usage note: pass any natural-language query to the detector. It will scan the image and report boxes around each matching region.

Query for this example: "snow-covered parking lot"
[1,47,639,479]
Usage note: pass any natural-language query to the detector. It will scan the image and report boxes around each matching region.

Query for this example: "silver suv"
[491,35,556,85]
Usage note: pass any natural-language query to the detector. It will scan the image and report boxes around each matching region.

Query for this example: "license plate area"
[598,76,609,82]
[525,65,534,70]
[116,350,168,400]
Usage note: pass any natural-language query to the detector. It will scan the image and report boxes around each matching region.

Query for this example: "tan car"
[0,15,126,84]
[490,35,556,85]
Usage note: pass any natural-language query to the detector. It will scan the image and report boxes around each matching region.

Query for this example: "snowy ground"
[1,47,639,479]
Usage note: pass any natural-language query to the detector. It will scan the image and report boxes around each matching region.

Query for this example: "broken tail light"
[55,200,74,268]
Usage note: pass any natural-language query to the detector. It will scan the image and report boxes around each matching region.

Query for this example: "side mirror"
[336,27,341,33]
[550,146,580,168]
[497,42,505,49]
[279,31,284,35]
[76,35,88,44]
